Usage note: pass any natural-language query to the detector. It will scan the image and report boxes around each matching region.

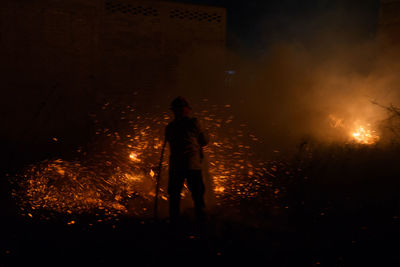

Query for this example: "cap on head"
[170,96,191,110]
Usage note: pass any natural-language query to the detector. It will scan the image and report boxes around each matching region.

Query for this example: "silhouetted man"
[165,96,208,222]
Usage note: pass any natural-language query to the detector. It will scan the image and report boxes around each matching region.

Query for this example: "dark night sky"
[165,0,380,56]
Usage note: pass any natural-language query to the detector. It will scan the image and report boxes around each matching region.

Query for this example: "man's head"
[170,96,191,118]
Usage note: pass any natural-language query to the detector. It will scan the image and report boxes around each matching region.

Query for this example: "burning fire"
[329,114,380,145]
[351,123,380,145]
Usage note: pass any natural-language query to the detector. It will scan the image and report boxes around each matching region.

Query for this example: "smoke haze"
[168,8,400,155]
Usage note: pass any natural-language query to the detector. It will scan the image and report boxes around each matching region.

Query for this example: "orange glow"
[14,104,276,224]
[351,124,379,145]
[55,166,65,176]
[129,152,141,162]
[214,186,225,193]
[329,114,380,145]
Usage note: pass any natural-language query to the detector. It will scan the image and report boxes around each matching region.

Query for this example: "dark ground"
[1,202,400,267]
[2,143,400,267]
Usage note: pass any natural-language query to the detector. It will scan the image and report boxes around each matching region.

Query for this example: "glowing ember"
[129,152,140,162]
[14,158,154,219]
[351,124,380,145]
[12,102,281,223]
[214,186,225,193]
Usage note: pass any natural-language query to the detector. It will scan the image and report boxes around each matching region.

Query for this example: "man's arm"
[195,119,209,147]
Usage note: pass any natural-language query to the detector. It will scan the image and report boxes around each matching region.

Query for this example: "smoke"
[168,4,400,155]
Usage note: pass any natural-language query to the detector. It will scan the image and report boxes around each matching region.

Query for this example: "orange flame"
[351,124,379,145]
[329,114,380,145]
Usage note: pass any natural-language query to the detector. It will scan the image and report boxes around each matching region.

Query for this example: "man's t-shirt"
[165,117,208,171]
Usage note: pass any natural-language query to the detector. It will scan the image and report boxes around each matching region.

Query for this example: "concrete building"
[1,0,226,93]
[0,0,226,160]
[378,0,400,45]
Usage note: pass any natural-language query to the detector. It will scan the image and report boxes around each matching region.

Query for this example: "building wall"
[100,0,226,94]
[378,0,400,45]
[1,0,226,93]
[0,0,226,158]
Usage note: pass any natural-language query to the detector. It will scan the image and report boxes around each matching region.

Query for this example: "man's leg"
[186,170,206,221]
[168,170,185,220]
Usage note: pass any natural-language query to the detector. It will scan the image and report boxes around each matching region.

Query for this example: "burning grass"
[329,114,380,145]
[351,123,380,145]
